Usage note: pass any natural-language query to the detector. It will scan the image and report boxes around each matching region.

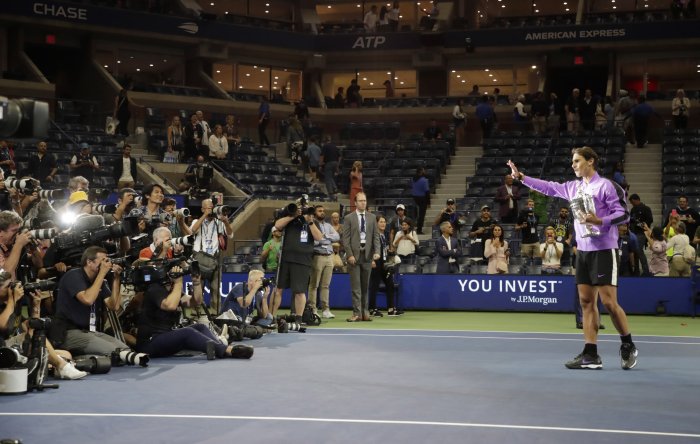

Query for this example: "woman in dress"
[349,160,363,212]
[484,224,509,274]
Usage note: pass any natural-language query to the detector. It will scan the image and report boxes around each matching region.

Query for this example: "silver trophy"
[570,192,601,238]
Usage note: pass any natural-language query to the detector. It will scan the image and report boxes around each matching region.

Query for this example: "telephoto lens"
[27,228,57,240]
[175,208,190,218]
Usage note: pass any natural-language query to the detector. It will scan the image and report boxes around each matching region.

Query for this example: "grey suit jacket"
[342,211,381,263]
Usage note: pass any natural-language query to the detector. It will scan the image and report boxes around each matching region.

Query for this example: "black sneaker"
[565,352,603,370]
[387,309,399,317]
[620,343,638,370]
[576,322,583,329]
[372,309,383,317]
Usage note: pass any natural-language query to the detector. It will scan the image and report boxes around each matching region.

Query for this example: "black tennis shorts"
[277,261,312,294]
[575,249,618,287]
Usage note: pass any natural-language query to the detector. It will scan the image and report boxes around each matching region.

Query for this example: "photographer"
[162,197,192,238]
[139,227,175,260]
[273,197,323,323]
[469,205,498,261]
[629,194,653,276]
[112,188,138,223]
[540,226,563,274]
[0,274,87,380]
[515,198,540,263]
[69,143,100,184]
[190,199,234,314]
[221,269,273,327]
[0,211,33,279]
[181,155,211,193]
[129,183,167,236]
[433,198,464,231]
[51,246,149,366]
[136,262,253,360]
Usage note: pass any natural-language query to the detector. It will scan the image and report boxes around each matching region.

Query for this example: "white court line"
[2,413,699,439]
[309,332,700,345]
[318,327,700,339]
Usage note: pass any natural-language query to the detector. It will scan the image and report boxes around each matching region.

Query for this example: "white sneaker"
[56,362,88,380]
[218,324,229,346]
[322,309,335,319]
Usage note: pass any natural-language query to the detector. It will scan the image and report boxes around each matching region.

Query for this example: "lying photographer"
[0,275,87,380]
[51,246,149,367]
[221,269,273,327]
[135,249,253,359]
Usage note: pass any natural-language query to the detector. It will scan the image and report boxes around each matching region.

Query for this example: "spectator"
[346,79,362,108]
[389,204,410,243]
[208,124,228,160]
[433,198,464,231]
[579,89,597,132]
[166,115,184,160]
[643,224,668,276]
[0,140,15,178]
[436,221,460,273]
[540,226,563,274]
[320,135,340,198]
[469,205,498,260]
[671,89,691,130]
[615,89,636,146]
[515,198,540,263]
[286,115,305,165]
[612,161,629,192]
[632,95,655,148]
[468,85,480,97]
[388,1,400,31]
[24,141,57,186]
[419,0,439,30]
[306,136,322,183]
[294,98,310,122]
[182,113,203,163]
[629,194,653,276]
[308,204,340,319]
[667,222,691,277]
[411,167,430,234]
[452,98,467,146]
[224,115,241,147]
[495,174,521,223]
[565,88,580,133]
[257,96,271,146]
[113,88,131,137]
[69,143,100,184]
[475,95,495,141]
[195,110,211,155]
[531,92,548,135]
[161,197,191,238]
[423,119,443,141]
[111,144,137,190]
[664,195,699,246]
[549,205,573,267]
[547,92,561,135]
[378,5,389,27]
[617,224,638,277]
[383,80,394,98]
[603,96,615,128]
[513,94,529,132]
[368,215,399,316]
[334,87,345,108]
[484,223,509,274]
[392,219,418,262]
[364,5,378,32]
[349,161,363,212]
[594,97,608,130]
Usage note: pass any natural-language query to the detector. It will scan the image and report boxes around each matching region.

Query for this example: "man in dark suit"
[182,113,203,162]
[436,221,461,273]
[342,192,380,322]
[112,144,137,190]
[495,174,521,223]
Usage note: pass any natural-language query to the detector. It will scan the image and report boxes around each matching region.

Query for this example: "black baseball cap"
[446,198,455,205]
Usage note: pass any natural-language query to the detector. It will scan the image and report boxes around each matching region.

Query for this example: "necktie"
[360,213,365,233]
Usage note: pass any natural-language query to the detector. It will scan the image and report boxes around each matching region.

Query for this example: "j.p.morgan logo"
[458,278,562,306]
[178,22,199,34]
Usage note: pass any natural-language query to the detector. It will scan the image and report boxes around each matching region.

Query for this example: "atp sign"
[352,36,386,49]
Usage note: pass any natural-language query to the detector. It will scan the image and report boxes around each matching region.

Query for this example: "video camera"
[123,257,200,290]
[0,96,49,139]
[54,214,140,259]
[4,177,40,193]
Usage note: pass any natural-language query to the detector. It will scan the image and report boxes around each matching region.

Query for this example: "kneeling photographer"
[51,246,149,367]
[134,230,253,360]
[221,269,273,327]
[0,272,87,380]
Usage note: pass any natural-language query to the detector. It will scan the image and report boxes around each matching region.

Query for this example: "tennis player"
[508,147,638,370]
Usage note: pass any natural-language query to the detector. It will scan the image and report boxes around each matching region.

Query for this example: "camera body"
[260,277,275,289]
[123,257,199,290]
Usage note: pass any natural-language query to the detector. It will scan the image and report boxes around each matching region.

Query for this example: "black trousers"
[368,261,396,310]
[413,195,428,233]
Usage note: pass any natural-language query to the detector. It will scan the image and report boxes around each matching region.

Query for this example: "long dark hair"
[651,226,664,241]
[490,223,504,243]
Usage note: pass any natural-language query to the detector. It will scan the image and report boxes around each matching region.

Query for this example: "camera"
[0,345,28,368]
[4,177,39,193]
[260,277,275,289]
[38,189,66,200]
[0,96,49,139]
[55,215,140,252]
[21,279,56,293]
[125,257,199,290]
[212,205,231,217]
[174,208,190,218]
[92,203,118,215]
[171,235,194,246]
[27,228,57,240]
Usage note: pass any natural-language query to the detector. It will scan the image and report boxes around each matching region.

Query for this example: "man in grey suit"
[342,192,381,322]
